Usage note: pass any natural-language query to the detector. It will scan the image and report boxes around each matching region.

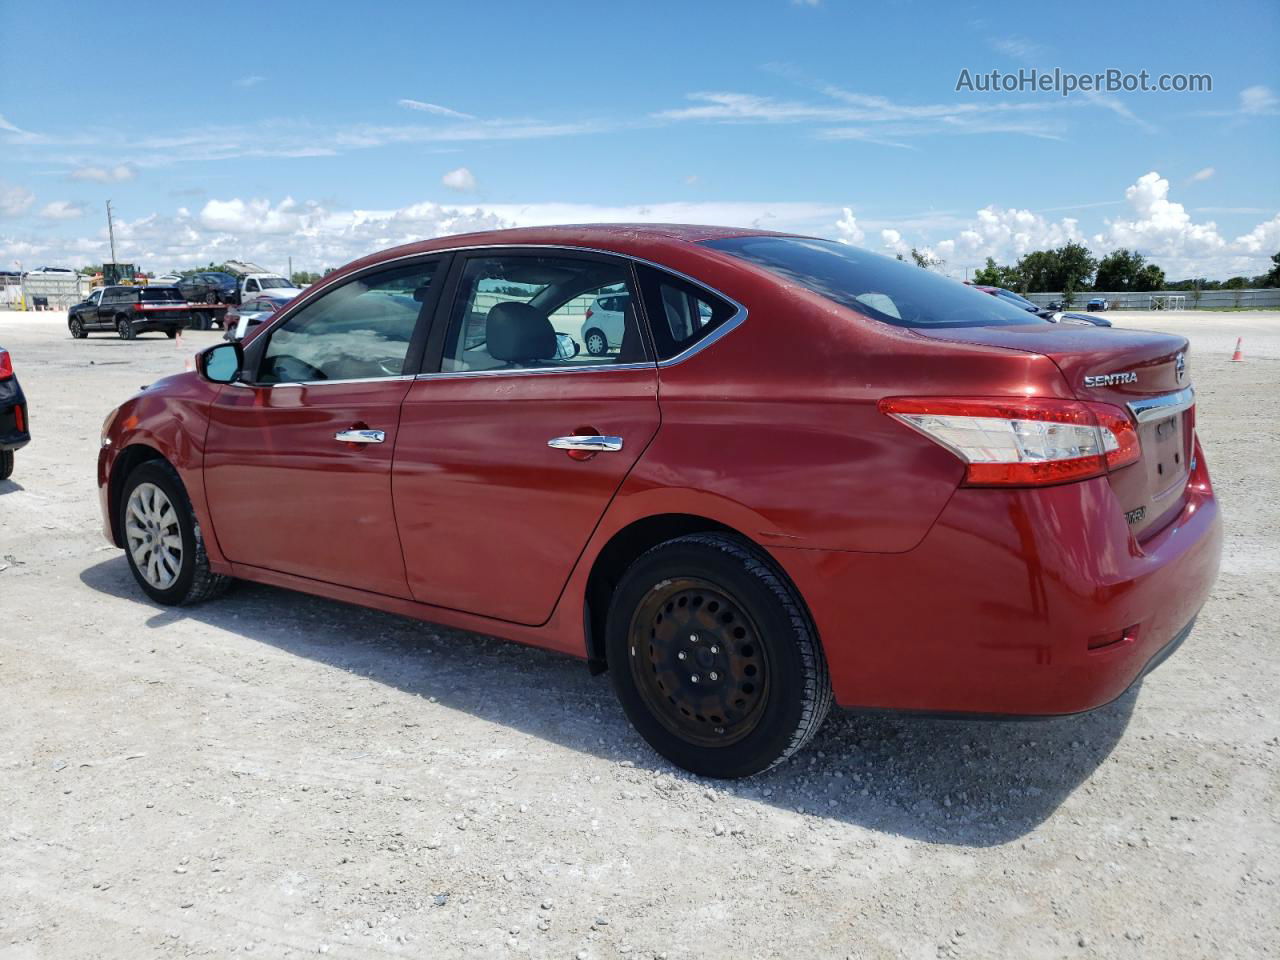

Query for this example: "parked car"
[580,292,631,356]
[153,273,184,285]
[177,271,239,304]
[68,286,192,339]
[97,225,1221,779]
[972,285,1112,327]
[223,294,295,342]
[238,273,303,304]
[0,346,30,481]
[1087,297,1110,312]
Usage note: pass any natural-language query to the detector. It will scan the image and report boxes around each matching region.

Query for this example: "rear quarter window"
[634,265,738,361]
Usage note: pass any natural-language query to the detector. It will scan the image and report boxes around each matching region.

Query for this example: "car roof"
[336,223,796,274]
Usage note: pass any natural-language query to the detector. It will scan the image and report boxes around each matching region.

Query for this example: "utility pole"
[106,200,118,263]
[288,255,292,282]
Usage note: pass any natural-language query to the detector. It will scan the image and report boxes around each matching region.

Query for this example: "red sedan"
[97,225,1222,778]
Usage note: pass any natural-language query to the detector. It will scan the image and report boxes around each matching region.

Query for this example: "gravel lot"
[1,309,1277,959]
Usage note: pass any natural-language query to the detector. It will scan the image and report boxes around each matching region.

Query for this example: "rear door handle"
[547,435,624,452]
[335,429,386,444]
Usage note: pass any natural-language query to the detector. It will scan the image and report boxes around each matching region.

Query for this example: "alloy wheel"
[125,482,183,590]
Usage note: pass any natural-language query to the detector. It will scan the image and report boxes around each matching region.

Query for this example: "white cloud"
[39,200,84,220]
[834,208,863,244]
[1239,85,1278,115]
[0,113,29,135]
[1098,172,1226,261]
[990,35,1045,60]
[440,167,477,192]
[0,183,35,218]
[1233,214,1280,255]
[1189,166,1215,182]
[880,228,907,255]
[199,196,313,235]
[397,99,475,120]
[69,163,136,183]
[236,75,265,88]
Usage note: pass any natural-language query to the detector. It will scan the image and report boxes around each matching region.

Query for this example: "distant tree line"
[970,247,1280,304]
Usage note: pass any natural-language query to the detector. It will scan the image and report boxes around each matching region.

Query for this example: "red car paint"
[97,224,1221,715]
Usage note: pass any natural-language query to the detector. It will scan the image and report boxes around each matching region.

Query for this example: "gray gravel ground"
[1,309,1277,959]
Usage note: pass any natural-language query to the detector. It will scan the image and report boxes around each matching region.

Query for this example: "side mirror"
[197,342,243,383]
[554,332,580,360]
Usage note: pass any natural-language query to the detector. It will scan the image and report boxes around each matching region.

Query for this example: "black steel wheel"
[204,291,218,305]
[607,533,832,778]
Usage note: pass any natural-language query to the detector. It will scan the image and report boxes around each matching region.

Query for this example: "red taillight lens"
[584,307,594,321]
[879,396,1140,487]
[13,405,23,432]
[0,349,12,380]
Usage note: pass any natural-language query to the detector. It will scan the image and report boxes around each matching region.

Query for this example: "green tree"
[909,247,944,270]
[1134,263,1165,291]
[972,257,1002,285]
[1259,252,1280,288]
[1222,276,1249,289]
[1013,242,1097,294]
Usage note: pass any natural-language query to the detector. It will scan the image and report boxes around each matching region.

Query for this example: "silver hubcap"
[125,482,183,590]
[588,333,605,353]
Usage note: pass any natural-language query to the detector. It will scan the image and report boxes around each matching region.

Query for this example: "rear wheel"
[119,460,231,605]
[69,317,86,339]
[606,533,832,778]
[584,328,609,356]
[0,450,13,481]
[164,327,178,339]
[204,292,218,305]
[116,317,135,340]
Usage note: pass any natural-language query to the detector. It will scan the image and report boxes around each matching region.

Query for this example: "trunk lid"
[915,323,1194,539]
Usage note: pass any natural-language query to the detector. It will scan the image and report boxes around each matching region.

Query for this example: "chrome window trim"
[256,243,747,383]
[228,374,417,389]
[1128,386,1195,423]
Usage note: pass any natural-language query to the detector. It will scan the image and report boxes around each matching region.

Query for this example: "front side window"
[86,290,102,305]
[440,254,647,373]
[703,235,1044,329]
[258,260,438,384]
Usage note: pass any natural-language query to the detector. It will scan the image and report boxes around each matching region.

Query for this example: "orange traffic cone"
[1229,337,1246,362]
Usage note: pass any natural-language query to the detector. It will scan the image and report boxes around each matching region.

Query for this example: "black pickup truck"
[67,285,193,340]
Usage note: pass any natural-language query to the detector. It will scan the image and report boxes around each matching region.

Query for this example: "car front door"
[202,257,445,597]
[392,250,660,626]
[95,288,118,327]
[80,289,103,327]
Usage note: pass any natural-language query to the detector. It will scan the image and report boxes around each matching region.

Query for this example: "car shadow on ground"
[80,555,1137,847]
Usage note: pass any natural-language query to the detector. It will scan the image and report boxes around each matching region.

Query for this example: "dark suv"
[0,346,29,480]
[68,286,192,340]
[177,271,238,304]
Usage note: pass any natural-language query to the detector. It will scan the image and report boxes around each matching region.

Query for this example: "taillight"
[879,396,1140,487]
[584,307,594,322]
[0,349,12,380]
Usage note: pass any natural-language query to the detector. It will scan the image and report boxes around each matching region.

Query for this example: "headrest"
[486,301,556,362]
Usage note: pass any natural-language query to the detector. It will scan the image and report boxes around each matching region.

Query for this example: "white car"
[153,274,184,284]
[579,292,631,356]
[239,273,303,304]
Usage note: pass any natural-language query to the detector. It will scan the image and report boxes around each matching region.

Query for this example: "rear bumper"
[0,378,30,451]
[771,442,1222,716]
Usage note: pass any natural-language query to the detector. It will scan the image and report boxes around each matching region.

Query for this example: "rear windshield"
[141,287,183,302]
[702,236,1045,328]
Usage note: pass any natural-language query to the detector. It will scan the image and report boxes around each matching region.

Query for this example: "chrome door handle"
[547,435,624,452]
[334,429,386,444]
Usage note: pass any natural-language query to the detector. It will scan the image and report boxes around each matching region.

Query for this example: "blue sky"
[1,0,1277,277]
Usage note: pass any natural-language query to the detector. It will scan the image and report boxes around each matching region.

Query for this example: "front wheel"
[204,292,218,305]
[119,460,231,605]
[0,449,13,481]
[69,317,87,339]
[116,317,135,340]
[165,327,178,339]
[606,533,832,778]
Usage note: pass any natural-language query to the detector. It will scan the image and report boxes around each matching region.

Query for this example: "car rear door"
[392,249,660,626]
[202,256,446,597]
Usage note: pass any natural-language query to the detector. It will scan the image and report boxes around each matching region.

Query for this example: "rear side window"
[635,265,736,361]
[702,235,1044,329]
[140,287,182,301]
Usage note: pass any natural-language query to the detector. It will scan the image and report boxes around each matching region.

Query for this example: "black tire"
[0,449,13,481]
[606,533,832,778]
[116,317,135,340]
[204,292,218,305]
[584,328,609,357]
[164,327,178,339]
[69,317,87,339]
[118,459,231,605]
